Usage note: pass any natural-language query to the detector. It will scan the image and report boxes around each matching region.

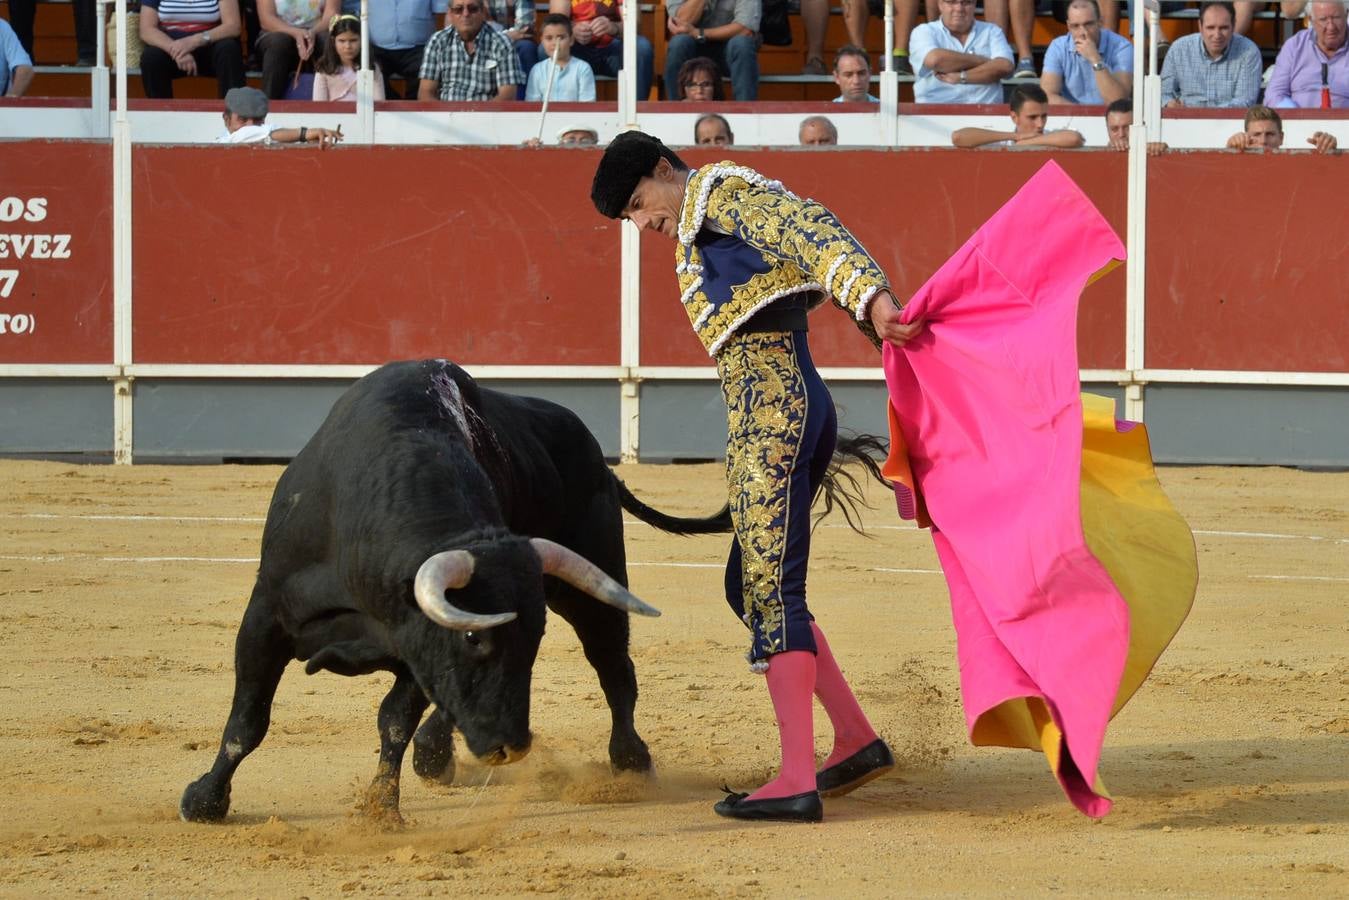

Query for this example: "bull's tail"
[816,433,892,535]
[616,478,733,535]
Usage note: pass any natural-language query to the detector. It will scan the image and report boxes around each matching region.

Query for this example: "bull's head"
[407,537,659,765]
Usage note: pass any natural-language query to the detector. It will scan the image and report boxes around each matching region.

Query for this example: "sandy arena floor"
[0,458,1345,897]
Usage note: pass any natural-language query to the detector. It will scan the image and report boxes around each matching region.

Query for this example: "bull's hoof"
[609,735,652,773]
[180,775,231,823]
[359,777,405,829]
[412,738,456,784]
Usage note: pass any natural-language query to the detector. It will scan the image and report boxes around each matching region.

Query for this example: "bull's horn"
[529,538,661,618]
[414,550,518,631]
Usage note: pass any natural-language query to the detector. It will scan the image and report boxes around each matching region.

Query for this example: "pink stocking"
[747,650,818,801]
[811,622,879,769]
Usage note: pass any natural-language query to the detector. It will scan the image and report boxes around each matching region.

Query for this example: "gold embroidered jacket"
[675,162,889,357]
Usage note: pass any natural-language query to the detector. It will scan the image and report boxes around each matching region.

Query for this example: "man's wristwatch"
[1091,60,1106,71]
[959,69,967,84]
[299,127,308,143]
[696,28,706,43]
[200,30,212,45]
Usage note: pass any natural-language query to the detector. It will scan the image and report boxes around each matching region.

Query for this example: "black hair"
[590,131,688,219]
[833,45,870,71]
[317,14,362,75]
[541,12,573,33]
[1199,1,1236,25]
[677,57,724,101]
[1106,97,1132,117]
[1010,83,1048,113]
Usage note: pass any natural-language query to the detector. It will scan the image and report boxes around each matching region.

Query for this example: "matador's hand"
[869,290,925,349]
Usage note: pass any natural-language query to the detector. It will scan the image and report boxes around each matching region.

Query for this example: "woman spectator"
[676,56,724,101]
[138,0,246,98]
[254,0,340,99]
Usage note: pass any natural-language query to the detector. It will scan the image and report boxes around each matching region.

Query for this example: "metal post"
[1122,0,1151,422]
[112,0,134,463]
[92,1,110,138]
[618,220,642,462]
[357,0,375,142]
[620,0,638,124]
[880,0,899,143]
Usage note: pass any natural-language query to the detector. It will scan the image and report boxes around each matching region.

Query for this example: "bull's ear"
[530,538,661,617]
[414,550,518,630]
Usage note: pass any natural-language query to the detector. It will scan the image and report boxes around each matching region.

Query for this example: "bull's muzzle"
[482,744,531,766]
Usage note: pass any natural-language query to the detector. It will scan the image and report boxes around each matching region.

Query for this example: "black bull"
[180,359,730,823]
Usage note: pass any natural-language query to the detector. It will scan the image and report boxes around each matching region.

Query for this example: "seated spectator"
[676,56,725,100]
[1041,0,1132,105]
[950,83,1086,147]
[799,114,839,145]
[910,0,1014,104]
[313,14,385,100]
[1265,1,1349,108]
[0,17,34,98]
[665,0,761,101]
[138,0,247,99]
[695,111,734,143]
[1225,104,1339,151]
[484,0,539,85]
[255,0,340,100]
[527,14,596,101]
[1160,2,1261,108]
[800,0,917,75]
[7,0,96,67]
[368,0,446,100]
[833,45,878,103]
[1103,97,1168,153]
[985,0,1037,79]
[549,0,654,101]
[418,1,525,100]
[216,86,344,144]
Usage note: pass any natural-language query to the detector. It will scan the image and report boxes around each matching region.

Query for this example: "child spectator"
[313,13,385,100]
[526,13,596,100]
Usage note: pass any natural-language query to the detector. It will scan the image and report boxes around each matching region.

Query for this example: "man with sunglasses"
[418,0,525,101]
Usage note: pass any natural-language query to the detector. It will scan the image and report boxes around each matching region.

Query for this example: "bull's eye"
[464,631,481,647]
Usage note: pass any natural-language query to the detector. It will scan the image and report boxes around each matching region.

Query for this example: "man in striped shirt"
[138,0,247,98]
[417,0,525,101]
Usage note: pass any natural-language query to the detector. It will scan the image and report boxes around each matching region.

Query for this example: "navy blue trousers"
[717,330,836,667]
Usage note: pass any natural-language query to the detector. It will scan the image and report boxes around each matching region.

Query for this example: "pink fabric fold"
[882,161,1129,817]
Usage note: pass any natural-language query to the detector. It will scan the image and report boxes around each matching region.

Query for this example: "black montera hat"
[590,131,669,219]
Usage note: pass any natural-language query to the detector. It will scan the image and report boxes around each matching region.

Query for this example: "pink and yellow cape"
[880,161,1197,818]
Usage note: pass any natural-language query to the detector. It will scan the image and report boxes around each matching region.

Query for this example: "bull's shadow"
[178,360,731,827]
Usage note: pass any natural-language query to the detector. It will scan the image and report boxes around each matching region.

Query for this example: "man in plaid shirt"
[1160,1,1262,108]
[418,0,525,101]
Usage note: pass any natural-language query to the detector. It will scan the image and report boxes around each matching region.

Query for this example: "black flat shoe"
[816,738,896,797]
[713,788,823,823]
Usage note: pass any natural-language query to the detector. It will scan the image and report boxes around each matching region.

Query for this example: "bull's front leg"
[550,596,652,773]
[181,593,294,822]
[364,669,430,824]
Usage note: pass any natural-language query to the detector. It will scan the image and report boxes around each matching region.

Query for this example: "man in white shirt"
[950,83,1085,147]
[909,0,1014,104]
[215,87,344,145]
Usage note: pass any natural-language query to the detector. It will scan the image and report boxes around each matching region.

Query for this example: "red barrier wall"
[1146,152,1348,372]
[1,142,1340,375]
[132,146,621,366]
[0,141,113,364]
